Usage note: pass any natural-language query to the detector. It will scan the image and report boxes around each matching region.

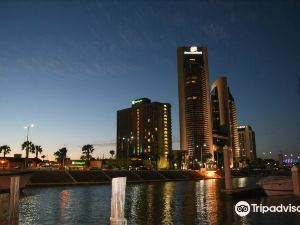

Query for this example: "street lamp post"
[200,143,207,168]
[24,124,34,168]
[122,136,133,170]
[128,136,134,170]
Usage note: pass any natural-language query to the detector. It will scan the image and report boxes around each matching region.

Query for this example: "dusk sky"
[0,0,299,160]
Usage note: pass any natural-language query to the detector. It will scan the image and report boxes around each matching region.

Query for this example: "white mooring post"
[110,177,127,225]
[291,166,300,196]
[8,176,20,225]
[223,145,232,190]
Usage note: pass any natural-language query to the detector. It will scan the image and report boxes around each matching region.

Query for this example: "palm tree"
[54,147,67,167]
[41,155,46,161]
[22,141,35,168]
[81,144,94,163]
[35,145,43,158]
[0,145,11,158]
[109,150,115,159]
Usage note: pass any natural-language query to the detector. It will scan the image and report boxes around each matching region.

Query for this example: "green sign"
[132,99,144,105]
[71,161,85,166]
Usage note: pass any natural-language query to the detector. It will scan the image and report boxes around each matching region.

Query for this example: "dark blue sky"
[0,0,299,159]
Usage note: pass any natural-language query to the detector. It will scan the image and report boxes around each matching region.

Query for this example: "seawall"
[28,170,205,186]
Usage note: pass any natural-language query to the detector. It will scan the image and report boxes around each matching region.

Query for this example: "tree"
[22,141,35,168]
[35,145,43,158]
[109,150,115,159]
[0,145,11,158]
[81,144,94,163]
[41,155,46,161]
[54,147,67,167]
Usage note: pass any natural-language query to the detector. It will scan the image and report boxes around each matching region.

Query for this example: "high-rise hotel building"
[177,46,213,160]
[238,125,256,162]
[116,98,172,169]
[211,77,240,167]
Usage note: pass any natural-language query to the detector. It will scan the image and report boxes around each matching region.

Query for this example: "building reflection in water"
[194,179,218,225]
[232,177,246,188]
[161,182,175,225]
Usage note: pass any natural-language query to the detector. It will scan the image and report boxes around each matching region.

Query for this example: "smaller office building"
[238,125,257,164]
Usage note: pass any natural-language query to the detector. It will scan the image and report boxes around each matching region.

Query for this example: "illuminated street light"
[24,123,34,168]
[200,143,207,168]
[1,159,5,169]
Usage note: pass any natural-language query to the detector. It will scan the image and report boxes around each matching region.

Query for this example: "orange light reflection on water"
[59,189,70,223]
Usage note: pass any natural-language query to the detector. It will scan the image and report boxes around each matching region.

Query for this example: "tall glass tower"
[211,77,240,167]
[177,46,213,161]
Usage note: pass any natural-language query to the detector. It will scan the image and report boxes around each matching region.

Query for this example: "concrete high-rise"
[211,77,240,167]
[177,46,213,161]
[116,98,172,169]
[238,125,256,163]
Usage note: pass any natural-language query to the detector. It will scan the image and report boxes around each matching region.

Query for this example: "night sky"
[0,0,299,160]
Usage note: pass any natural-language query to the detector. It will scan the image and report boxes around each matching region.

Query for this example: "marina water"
[19,177,300,225]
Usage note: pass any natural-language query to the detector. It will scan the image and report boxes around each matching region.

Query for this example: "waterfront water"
[19,178,300,225]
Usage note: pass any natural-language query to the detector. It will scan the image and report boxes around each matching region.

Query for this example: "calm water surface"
[19,178,300,225]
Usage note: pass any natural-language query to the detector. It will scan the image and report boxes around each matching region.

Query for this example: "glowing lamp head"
[190,46,197,52]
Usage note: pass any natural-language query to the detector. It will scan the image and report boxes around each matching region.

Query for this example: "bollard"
[223,145,232,190]
[291,166,300,196]
[8,176,20,225]
[110,177,127,225]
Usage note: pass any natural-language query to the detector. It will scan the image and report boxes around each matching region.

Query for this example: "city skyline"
[0,1,300,160]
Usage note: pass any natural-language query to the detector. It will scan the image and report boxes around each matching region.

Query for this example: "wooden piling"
[291,166,300,196]
[0,191,9,224]
[223,145,232,190]
[110,177,127,225]
[8,176,20,225]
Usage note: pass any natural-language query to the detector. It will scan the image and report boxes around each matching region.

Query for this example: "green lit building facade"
[116,98,172,169]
